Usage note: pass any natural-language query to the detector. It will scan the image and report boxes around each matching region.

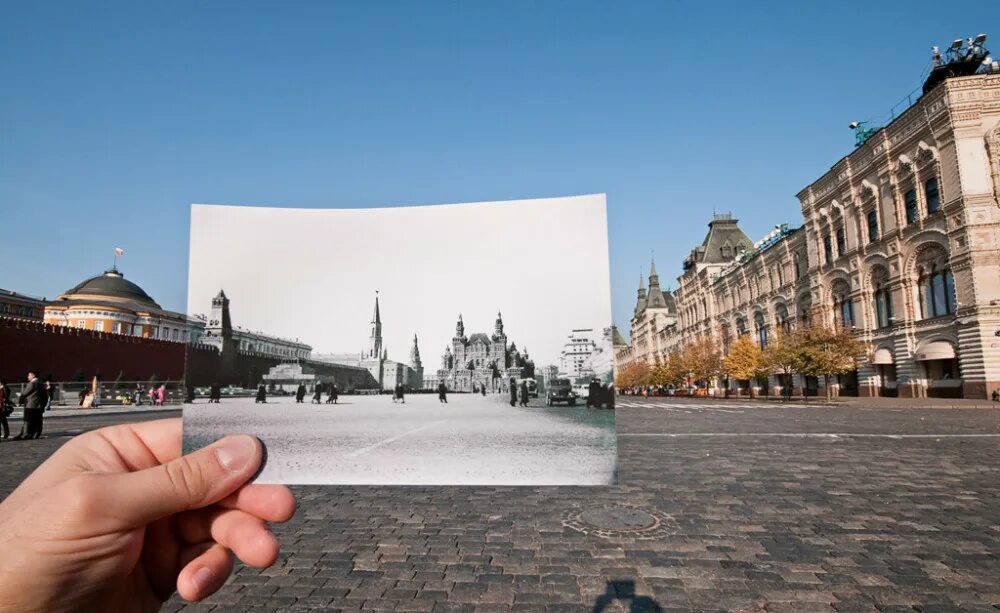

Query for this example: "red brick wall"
[0,317,185,382]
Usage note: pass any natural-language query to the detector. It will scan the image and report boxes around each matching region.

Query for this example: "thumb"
[111,435,262,527]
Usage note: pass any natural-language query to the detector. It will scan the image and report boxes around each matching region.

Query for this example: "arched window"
[774,304,790,333]
[924,177,940,213]
[872,266,895,328]
[735,317,748,337]
[754,311,768,349]
[797,294,812,327]
[919,264,955,318]
[831,280,854,327]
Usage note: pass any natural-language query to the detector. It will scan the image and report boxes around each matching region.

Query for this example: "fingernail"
[191,566,213,592]
[215,435,257,473]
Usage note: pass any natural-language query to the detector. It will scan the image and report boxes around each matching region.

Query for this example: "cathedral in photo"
[429,312,534,393]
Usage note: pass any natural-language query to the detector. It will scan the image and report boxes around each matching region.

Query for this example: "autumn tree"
[723,335,766,397]
[615,361,650,390]
[762,329,803,399]
[792,323,868,399]
[681,337,723,389]
[664,350,686,387]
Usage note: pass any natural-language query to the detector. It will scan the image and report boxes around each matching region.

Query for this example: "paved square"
[183,394,617,485]
[1,399,998,612]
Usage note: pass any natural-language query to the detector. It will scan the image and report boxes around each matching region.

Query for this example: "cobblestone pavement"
[1,401,998,612]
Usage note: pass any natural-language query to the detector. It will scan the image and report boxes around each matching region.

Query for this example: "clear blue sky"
[1,1,994,338]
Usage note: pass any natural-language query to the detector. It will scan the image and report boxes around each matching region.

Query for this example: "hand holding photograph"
[183,194,617,485]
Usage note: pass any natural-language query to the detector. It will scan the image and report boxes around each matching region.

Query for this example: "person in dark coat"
[509,378,517,407]
[394,383,405,404]
[326,383,339,404]
[14,370,47,440]
[518,380,529,407]
[312,383,323,404]
[295,384,306,403]
[209,383,222,403]
[587,379,599,408]
[255,384,267,404]
[437,382,448,403]
[480,385,486,397]
[0,379,10,440]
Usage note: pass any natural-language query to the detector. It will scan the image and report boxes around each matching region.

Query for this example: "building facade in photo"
[432,312,534,392]
[617,71,1000,399]
[191,290,311,359]
[559,327,616,383]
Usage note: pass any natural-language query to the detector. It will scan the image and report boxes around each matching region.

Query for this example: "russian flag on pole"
[115,248,124,256]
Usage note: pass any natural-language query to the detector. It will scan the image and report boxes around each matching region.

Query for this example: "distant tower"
[455,313,465,339]
[409,334,424,388]
[368,292,383,360]
[646,259,668,309]
[634,270,648,316]
[203,290,233,353]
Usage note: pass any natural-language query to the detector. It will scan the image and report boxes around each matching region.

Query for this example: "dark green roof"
[59,268,159,308]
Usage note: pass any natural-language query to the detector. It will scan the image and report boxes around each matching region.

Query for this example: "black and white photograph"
[183,195,617,485]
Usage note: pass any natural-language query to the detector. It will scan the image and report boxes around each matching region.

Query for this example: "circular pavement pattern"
[562,504,678,539]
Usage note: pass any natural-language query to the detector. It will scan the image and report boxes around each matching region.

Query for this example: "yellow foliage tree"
[723,335,766,396]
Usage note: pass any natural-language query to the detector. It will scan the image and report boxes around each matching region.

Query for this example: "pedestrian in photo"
[480,385,486,397]
[210,383,222,403]
[148,387,156,406]
[587,378,599,408]
[133,385,143,406]
[394,383,405,404]
[326,383,339,404]
[255,383,268,404]
[509,378,517,407]
[0,379,11,440]
[157,384,166,406]
[312,383,323,404]
[437,382,448,403]
[92,376,102,408]
[518,380,529,407]
[295,383,306,404]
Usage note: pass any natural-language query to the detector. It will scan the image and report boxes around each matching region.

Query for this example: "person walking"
[210,383,221,403]
[14,370,46,440]
[148,387,156,406]
[311,383,323,404]
[394,383,405,404]
[295,384,306,404]
[518,380,529,407]
[480,385,486,397]
[0,379,11,440]
[255,383,267,404]
[509,378,517,407]
[43,376,55,410]
[156,384,166,406]
[437,382,448,403]
[326,383,339,404]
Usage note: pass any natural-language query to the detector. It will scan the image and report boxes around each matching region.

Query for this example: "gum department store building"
[617,70,1000,399]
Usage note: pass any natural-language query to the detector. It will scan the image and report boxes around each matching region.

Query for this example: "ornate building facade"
[45,267,199,343]
[431,312,533,392]
[617,72,1000,399]
[613,260,679,369]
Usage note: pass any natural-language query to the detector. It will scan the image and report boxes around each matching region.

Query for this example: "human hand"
[0,418,295,613]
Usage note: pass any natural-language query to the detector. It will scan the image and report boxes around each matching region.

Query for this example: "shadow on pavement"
[592,580,663,612]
